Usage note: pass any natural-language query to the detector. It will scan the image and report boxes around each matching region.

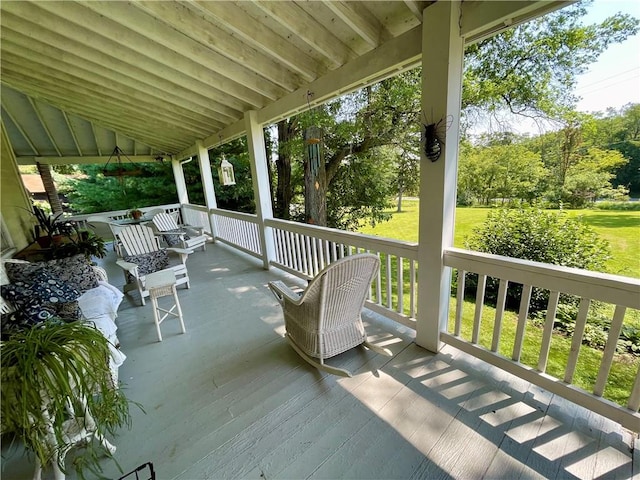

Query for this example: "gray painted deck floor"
[2,242,638,479]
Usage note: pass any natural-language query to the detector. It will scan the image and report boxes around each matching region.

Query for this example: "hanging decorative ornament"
[217,153,236,186]
[102,146,142,192]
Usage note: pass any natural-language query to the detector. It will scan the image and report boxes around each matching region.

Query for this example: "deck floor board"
[2,243,636,479]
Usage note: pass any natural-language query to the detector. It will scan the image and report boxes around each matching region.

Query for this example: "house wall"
[1,122,35,251]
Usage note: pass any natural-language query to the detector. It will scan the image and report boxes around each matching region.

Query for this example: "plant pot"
[36,236,52,248]
[130,210,143,220]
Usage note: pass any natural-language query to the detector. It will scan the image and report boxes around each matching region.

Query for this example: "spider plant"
[1,320,133,478]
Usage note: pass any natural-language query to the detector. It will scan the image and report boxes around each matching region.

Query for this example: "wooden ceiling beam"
[1,15,243,120]
[27,97,61,157]
[16,155,161,166]
[135,1,303,93]
[61,111,83,157]
[2,57,222,135]
[250,1,355,68]
[1,100,39,155]
[1,52,224,133]
[460,0,571,44]
[191,1,320,83]
[82,1,287,101]
[2,76,190,153]
[323,2,383,48]
[2,1,266,109]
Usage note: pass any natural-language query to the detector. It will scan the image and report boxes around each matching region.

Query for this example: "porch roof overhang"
[1,1,570,167]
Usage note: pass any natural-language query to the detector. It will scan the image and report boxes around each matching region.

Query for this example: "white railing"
[69,203,182,228]
[210,208,262,258]
[443,247,640,431]
[266,218,418,328]
[181,204,211,235]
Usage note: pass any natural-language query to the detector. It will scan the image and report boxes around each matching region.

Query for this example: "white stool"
[145,269,186,342]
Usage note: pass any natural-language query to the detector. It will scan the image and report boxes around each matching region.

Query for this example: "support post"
[195,141,218,239]
[245,110,275,269]
[171,156,189,205]
[415,1,464,353]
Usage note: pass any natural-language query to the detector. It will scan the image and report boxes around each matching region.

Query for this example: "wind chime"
[304,91,322,181]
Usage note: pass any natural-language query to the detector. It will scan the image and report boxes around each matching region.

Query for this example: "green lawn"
[361,200,640,278]
[359,200,640,406]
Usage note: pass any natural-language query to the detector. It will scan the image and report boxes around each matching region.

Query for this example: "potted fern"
[1,320,133,478]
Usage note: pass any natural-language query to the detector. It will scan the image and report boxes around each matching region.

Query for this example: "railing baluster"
[512,284,532,362]
[454,270,465,336]
[295,233,303,273]
[375,253,382,305]
[628,367,640,412]
[386,254,392,309]
[472,274,487,344]
[305,235,313,276]
[538,290,560,373]
[410,260,416,319]
[564,297,591,383]
[491,279,508,352]
[397,257,404,314]
[594,305,627,397]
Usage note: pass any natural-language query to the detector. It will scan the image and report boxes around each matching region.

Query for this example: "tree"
[562,147,628,205]
[458,143,546,204]
[463,1,639,125]
[62,163,178,214]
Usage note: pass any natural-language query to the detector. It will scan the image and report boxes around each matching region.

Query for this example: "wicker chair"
[269,253,392,377]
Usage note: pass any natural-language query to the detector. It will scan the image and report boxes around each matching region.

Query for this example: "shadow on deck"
[2,242,637,479]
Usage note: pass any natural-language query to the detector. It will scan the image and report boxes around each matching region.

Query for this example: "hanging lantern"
[217,154,236,186]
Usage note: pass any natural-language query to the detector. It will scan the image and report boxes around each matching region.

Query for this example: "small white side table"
[145,269,186,342]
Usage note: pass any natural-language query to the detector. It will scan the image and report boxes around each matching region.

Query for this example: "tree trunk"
[275,119,295,219]
[304,127,327,226]
[397,186,404,212]
[37,162,64,214]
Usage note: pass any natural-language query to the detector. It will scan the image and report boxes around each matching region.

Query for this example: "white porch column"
[244,110,275,269]
[171,155,189,205]
[195,140,219,239]
[415,1,465,353]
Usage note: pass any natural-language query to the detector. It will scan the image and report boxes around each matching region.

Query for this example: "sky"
[574,0,640,113]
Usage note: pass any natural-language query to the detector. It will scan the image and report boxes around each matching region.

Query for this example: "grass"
[362,200,640,278]
[359,200,640,406]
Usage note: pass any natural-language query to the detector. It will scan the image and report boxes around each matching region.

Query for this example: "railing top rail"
[68,203,182,222]
[266,218,418,259]
[445,247,640,309]
[211,208,259,223]
[182,203,208,213]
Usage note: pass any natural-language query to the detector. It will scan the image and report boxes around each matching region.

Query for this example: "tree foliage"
[463,1,639,124]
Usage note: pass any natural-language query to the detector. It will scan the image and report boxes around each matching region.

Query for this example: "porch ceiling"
[0,1,567,166]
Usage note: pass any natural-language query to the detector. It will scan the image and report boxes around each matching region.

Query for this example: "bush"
[465,208,611,312]
[594,201,640,211]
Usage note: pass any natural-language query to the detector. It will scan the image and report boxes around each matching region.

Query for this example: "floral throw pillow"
[123,250,169,276]
[0,270,82,322]
[6,254,99,293]
[163,230,190,247]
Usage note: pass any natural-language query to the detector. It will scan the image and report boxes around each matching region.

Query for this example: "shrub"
[594,201,640,211]
[464,208,611,312]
